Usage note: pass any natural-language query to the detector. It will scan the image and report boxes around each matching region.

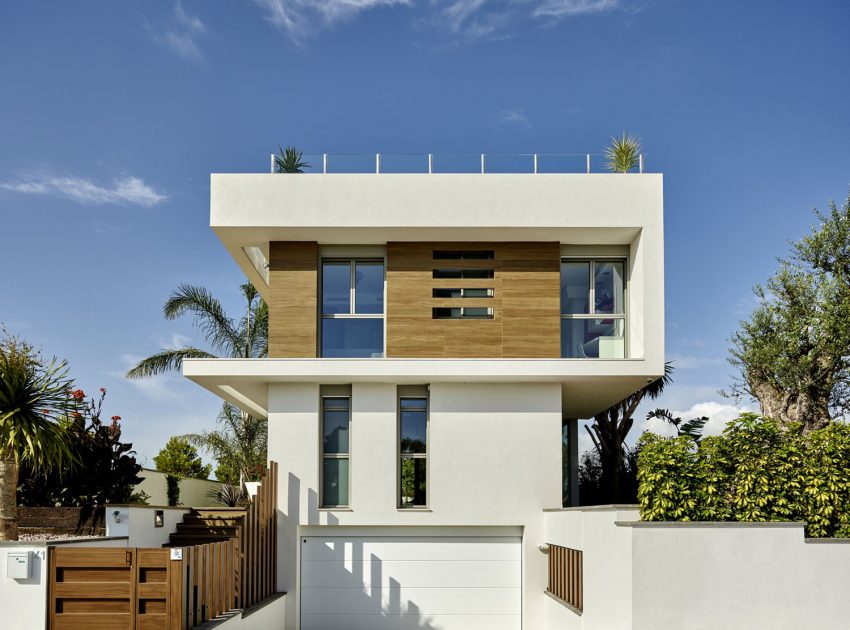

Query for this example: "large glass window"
[321,397,350,507]
[321,260,384,357]
[399,397,427,508]
[560,259,626,358]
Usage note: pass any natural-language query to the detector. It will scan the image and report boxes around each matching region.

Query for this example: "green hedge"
[637,414,850,537]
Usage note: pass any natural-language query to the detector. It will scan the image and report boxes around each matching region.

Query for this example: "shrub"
[637,414,850,537]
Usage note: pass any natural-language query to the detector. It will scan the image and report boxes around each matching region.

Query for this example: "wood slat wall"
[547,543,583,611]
[386,241,561,358]
[269,242,318,358]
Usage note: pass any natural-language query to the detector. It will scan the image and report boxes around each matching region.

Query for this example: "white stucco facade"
[268,381,561,629]
[183,169,668,629]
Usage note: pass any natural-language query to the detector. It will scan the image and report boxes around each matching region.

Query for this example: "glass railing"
[268,153,646,174]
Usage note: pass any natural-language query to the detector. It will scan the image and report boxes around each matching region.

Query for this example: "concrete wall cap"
[616,520,806,529]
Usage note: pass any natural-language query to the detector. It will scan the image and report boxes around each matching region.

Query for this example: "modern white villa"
[182,157,666,630]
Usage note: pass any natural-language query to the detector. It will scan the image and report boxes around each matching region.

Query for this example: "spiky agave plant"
[0,334,76,540]
[605,133,642,173]
[274,145,309,173]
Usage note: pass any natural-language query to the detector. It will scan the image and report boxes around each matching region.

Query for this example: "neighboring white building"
[183,159,665,630]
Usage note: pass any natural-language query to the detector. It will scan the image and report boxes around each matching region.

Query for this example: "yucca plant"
[274,145,309,173]
[207,482,248,507]
[0,334,77,540]
[605,132,642,173]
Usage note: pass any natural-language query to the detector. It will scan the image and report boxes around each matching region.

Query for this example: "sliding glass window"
[321,397,350,507]
[561,259,626,358]
[399,397,428,508]
[321,259,384,357]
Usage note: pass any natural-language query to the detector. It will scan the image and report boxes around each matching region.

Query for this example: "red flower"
[71,389,85,401]
[111,415,121,422]
[100,387,107,394]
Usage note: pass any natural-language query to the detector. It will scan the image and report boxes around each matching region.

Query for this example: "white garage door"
[300,535,521,630]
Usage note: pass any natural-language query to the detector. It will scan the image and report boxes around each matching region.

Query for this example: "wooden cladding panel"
[387,242,560,358]
[547,544,583,611]
[269,241,318,358]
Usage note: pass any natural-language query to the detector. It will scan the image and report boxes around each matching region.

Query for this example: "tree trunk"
[752,381,831,431]
[0,447,19,541]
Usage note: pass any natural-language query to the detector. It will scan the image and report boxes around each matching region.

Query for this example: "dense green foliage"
[729,192,850,429]
[18,388,144,510]
[637,414,850,537]
[154,437,210,480]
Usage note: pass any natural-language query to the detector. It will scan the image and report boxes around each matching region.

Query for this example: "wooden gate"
[48,547,183,630]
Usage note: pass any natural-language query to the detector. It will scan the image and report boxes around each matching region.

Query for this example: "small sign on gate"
[170,548,183,561]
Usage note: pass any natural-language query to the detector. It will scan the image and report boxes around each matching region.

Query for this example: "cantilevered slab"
[182,357,663,419]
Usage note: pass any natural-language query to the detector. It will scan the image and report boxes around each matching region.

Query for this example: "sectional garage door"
[300,535,522,630]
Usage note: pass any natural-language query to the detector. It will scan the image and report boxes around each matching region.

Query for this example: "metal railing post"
[639,154,644,174]
[270,154,275,173]
[428,153,433,174]
[586,154,591,174]
[376,153,381,174]
[533,153,538,174]
[323,153,328,174]
[481,153,485,174]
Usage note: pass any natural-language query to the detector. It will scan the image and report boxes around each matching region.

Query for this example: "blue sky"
[2,0,849,465]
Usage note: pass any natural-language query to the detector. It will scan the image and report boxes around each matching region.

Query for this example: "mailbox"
[7,551,31,579]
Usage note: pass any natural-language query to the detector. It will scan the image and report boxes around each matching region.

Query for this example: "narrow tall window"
[399,397,427,508]
[321,397,350,507]
[561,259,626,358]
[320,259,384,357]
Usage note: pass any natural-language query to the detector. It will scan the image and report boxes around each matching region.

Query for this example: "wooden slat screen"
[239,460,278,609]
[547,543,583,611]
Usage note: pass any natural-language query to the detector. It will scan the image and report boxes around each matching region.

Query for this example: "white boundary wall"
[0,537,128,630]
[135,468,222,506]
[106,505,189,547]
[542,507,850,630]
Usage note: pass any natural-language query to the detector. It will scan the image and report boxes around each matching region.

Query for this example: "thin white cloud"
[534,0,620,18]
[667,352,723,370]
[0,173,167,207]
[493,107,531,128]
[151,1,207,61]
[255,0,411,41]
[434,0,626,40]
[112,354,180,402]
[644,400,754,438]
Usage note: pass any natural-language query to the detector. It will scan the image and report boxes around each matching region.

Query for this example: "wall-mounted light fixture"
[113,510,121,524]
[154,509,164,528]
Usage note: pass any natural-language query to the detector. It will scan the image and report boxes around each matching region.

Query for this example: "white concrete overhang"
[182,358,665,420]
[210,173,663,300]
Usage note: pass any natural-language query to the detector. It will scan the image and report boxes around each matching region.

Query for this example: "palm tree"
[605,132,642,173]
[274,146,309,173]
[585,363,673,503]
[0,334,76,540]
[127,283,269,484]
[646,408,709,441]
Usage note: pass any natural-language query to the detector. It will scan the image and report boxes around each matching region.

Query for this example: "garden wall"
[18,506,105,535]
[135,467,223,506]
[542,507,850,630]
[105,505,189,547]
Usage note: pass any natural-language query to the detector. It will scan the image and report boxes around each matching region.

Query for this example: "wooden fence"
[547,543,583,611]
[48,462,279,630]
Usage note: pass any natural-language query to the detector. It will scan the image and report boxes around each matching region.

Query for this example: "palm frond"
[163,284,242,355]
[125,347,216,379]
[680,417,709,440]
